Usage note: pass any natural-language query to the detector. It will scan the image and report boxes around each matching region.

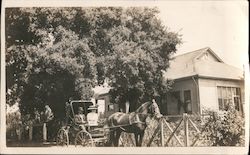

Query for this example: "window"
[217,86,241,111]
[108,104,114,111]
[202,52,208,60]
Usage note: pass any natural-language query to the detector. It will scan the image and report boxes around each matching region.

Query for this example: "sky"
[156,1,248,69]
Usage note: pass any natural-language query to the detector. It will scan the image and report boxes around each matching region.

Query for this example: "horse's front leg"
[134,133,139,146]
[138,132,144,147]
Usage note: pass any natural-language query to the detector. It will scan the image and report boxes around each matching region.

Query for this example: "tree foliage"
[6,7,181,117]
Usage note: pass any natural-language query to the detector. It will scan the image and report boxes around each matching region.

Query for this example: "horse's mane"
[135,101,151,113]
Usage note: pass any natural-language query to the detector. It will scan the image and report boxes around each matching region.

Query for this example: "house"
[93,85,119,118]
[163,47,244,115]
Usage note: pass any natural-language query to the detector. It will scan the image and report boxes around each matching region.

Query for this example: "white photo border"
[1,0,249,154]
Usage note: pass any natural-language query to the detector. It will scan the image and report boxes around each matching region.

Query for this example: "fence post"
[17,127,22,141]
[29,125,33,141]
[183,113,189,147]
[43,123,47,142]
[147,123,161,146]
[160,118,164,147]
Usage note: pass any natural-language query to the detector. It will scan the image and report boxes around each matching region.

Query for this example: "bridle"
[136,102,154,114]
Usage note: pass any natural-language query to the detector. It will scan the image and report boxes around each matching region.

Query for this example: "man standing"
[44,105,54,122]
[44,105,54,141]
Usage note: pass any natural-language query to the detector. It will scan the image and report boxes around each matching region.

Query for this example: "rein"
[106,120,146,130]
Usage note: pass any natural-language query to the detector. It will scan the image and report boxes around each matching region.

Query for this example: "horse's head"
[135,100,162,119]
[135,102,154,115]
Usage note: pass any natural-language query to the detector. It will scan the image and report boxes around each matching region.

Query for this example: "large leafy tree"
[6,8,97,117]
[88,7,181,110]
[6,7,181,116]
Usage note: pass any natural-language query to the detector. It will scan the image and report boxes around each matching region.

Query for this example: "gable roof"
[164,47,243,80]
[93,85,111,98]
[170,47,223,65]
[194,47,223,62]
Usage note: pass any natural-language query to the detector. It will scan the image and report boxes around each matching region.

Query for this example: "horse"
[107,101,160,147]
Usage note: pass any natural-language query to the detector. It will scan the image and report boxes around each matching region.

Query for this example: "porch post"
[183,113,189,146]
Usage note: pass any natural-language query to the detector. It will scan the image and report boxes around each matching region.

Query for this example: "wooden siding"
[198,78,244,113]
[164,78,199,115]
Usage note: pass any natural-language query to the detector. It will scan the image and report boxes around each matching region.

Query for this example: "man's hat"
[88,105,97,110]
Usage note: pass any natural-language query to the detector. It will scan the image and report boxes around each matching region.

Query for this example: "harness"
[129,112,141,125]
[109,102,157,130]
[109,112,147,131]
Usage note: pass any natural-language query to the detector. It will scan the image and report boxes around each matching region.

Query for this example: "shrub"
[200,105,245,146]
[6,111,22,140]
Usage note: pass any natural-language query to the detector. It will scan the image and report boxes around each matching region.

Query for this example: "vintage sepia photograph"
[1,0,249,154]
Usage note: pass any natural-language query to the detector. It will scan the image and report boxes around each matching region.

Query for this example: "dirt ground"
[7,140,58,147]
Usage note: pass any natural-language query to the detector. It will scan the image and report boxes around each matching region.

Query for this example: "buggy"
[56,100,108,147]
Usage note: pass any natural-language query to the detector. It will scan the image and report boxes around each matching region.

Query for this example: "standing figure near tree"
[44,105,54,141]
[44,105,54,122]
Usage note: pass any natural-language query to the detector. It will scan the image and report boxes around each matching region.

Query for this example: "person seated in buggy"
[74,107,86,130]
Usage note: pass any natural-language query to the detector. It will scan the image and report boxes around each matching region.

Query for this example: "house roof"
[93,85,111,98]
[164,47,243,80]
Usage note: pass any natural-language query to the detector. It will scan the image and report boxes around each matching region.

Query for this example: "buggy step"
[93,137,106,141]
[91,133,105,138]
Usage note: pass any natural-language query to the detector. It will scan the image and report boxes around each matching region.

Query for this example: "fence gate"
[147,113,210,147]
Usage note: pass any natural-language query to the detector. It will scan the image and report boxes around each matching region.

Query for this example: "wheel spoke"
[75,131,93,147]
[76,138,82,143]
[56,129,68,146]
[80,133,86,145]
[79,133,84,141]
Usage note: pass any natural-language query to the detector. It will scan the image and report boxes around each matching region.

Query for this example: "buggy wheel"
[56,128,69,146]
[75,130,94,147]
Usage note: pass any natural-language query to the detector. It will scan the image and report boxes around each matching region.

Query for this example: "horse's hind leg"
[107,130,115,146]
